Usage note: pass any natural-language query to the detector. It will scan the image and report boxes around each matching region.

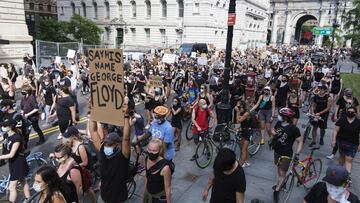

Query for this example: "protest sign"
[162,54,176,64]
[197,57,208,65]
[88,49,125,126]
[149,75,163,88]
[55,56,61,64]
[164,49,171,54]
[248,57,259,66]
[67,49,76,59]
[191,52,197,58]
[271,54,279,63]
[0,65,7,78]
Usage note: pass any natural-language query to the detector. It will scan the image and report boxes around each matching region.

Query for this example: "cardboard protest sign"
[248,57,259,66]
[162,54,176,64]
[55,56,61,64]
[197,57,208,65]
[67,49,76,59]
[149,75,163,88]
[260,51,267,59]
[88,49,125,126]
[191,52,197,58]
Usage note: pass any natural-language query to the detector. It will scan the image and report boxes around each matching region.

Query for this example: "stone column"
[283,11,292,44]
[270,11,278,45]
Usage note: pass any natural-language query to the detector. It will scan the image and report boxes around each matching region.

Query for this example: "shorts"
[338,140,358,158]
[59,119,72,133]
[274,153,291,172]
[311,114,328,129]
[240,129,251,141]
[258,109,272,123]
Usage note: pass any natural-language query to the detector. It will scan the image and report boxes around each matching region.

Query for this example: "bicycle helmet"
[153,106,169,117]
[279,107,295,118]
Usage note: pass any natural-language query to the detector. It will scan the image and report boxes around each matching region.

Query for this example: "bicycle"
[185,122,194,141]
[274,147,322,203]
[301,113,323,145]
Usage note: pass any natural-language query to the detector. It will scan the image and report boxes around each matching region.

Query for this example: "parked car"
[179,43,208,56]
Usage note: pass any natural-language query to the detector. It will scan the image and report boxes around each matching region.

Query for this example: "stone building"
[0,0,33,67]
[57,0,269,50]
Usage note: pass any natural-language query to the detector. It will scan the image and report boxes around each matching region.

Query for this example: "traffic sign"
[228,13,236,26]
[312,27,333,36]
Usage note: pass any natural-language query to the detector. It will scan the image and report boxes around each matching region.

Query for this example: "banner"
[67,49,76,59]
[197,57,207,65]
[149,75,163,88]
[162,54,176,64]
[88,49,125,126]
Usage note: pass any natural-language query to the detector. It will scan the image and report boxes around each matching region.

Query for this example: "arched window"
[81,2,86,17]
[177,0,184,17]
[161,0,167,18]
[93,2,98,19]
[39,4,44,11]
[131,1,136,18]
[145,0,151,18]
[104,1,110,19]
[29,3,34,10]
[70,2,75,15]
[117,1,123,18]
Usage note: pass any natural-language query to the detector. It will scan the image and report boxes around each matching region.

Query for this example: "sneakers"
[241,161,251,168]
[57,134,63,140]
[309,142,316,147]
[326,154,334,159]
[190,154,198,161]
[260,138,265,145]
[319,138,324,146]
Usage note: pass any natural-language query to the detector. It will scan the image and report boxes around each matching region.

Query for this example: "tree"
[68,14,103,45]
[37,19,71,42]
[342,0,360,49]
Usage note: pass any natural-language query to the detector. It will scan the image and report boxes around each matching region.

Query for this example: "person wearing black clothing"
[170,97,183,151]
[275,75,290,109]
[202,148,246,203]
[310,85,332,147]
[98,114,131,203]
[332,106,360,174]
[271,108,303,203]
[334,88,359,121]
[40,77,57,124]
[304,165,359,203]
[58,72,71,90]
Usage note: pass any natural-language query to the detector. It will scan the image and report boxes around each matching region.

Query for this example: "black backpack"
[77,143,98,170]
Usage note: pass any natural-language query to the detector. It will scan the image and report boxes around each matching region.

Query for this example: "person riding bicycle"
[270,108,303,202]
[304,165,359,203]
[190,99,216,161]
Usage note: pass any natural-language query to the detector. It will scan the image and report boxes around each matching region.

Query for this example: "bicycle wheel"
[127,179,136,199]
[303,125,312,144]
[248,130,261,156]
[185,122,193,141]
[195,141,214,169]
[303,159,322,189]
[276,174,295,203]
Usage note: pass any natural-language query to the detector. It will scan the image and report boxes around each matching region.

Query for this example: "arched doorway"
[294,15,317,45]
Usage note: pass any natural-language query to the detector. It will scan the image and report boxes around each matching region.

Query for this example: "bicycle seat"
[310,147,320,151]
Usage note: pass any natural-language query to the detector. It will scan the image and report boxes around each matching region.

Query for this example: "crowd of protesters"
[0,45,359,203]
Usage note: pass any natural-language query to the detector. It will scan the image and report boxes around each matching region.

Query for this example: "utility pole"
[223,0,236,91]
[330,0,340,59]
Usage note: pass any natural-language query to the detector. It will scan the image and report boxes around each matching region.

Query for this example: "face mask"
[277,115,283,122]
[148,152,159,161]
[56,157,66,164]
[44,82,49,86]
[264,91,270,95]
[62,137,71,144]
[21,92,27,96]
[202,104,208,109]
[103,146,114,156]
[1,107,7,112]
[347,111,356,118]
[1,126,8,132]
[326,182,347,202]
[33,182,43,193]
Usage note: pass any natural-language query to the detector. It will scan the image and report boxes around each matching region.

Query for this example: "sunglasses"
[200,87,205,89]
[54,155,64,159]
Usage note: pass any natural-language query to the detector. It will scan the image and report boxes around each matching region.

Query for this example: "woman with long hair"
[0,118,30,202]
[33,166,68,203]
[170,97,183,151]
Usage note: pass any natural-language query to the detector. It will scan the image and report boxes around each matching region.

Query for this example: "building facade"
[0,0,33,67]
[24,0,58,40]
[268,0,352,46]
[57,0,269,50]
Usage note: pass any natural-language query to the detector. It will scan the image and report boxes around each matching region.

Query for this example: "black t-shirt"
[274,121,301,156]
[275,83,290,102]
[336,96,359,114]
[100,145,129,202]
[210,163,246,203]
[314,71,325,82]
[313,94,329,115]
[58,77,71,88]
[335,117,360,145]
[56,96,74,121]
[42,86,56,105]
[304,182,360,203]
[135,74,146,90]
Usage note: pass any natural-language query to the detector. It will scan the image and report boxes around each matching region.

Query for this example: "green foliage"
[37,14,103,45]
[342,0,360,49]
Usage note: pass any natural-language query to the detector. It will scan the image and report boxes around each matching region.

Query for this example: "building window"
[145,0,151,18]
[117,1,123,18]
[47,5,52,12]
[178,0,184,17]
[105,27,110,41]
[215,30,217,36]
[249,23,252,28]
[39,4,43,11]
[176,31,182,44]
[131,28,136,42]
[160,29,166,45]
[210,4,214,16]
[93,2,98,19]
[161,0,167,18]
[131,1,136,18]
[257,24,260,29]
[145,28,150,43]
[71,2,75,15]
[29,3,34,10]
[193,3,199,14]
[81,2,86,17]
[26,14,30,20]
[60,6,64,15]
[105,2,110,19]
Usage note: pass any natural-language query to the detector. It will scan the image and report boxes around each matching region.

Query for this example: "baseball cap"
[63,126,79,138]
[104,132,121,145]
[0,99,14,108]
[344,88,353,97]
[0,118,17,127]
[323,165,349,186]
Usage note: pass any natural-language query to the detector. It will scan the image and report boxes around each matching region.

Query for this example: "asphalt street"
[0,57,359,203]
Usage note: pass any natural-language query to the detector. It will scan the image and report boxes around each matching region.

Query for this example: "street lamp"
[223,0,236,91]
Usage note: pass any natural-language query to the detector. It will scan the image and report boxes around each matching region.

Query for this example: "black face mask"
[148,152,159,161]
[347,111,356,118]
[21,92,27,95]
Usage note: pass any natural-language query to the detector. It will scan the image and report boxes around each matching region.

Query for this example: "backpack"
[69,165,92,192]
[146,158,175,175]
[77,143,98,171]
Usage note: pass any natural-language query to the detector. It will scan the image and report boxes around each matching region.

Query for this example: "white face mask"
[326,182,348,203]
[277,115,283,122]
[62,137,71,144]
[33,182,43,192]
[1,127,8,132]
